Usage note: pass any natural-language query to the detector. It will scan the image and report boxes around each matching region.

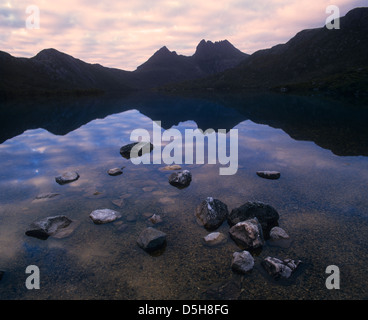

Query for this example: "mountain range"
[169,7,368,95]
[0,39,248,97]
[1,7,367,98]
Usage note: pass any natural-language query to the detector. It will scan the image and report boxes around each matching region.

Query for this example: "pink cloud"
[0,0,365,70]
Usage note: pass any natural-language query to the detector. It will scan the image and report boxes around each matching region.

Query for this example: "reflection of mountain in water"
[211,92,368,157]
[1,92,367,156]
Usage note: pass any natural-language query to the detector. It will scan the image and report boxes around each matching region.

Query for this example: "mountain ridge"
[166,7,368,95]
[0,39,248,98]
[1,7,368,98]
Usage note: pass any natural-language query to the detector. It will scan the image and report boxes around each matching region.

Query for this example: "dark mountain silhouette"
[134,40,248,88]
[167,7,368,96]
[0,48,134,96]
[133,46,199,88]
[193,39,248,74]
[2,7,367,97]
[0,40,248,97]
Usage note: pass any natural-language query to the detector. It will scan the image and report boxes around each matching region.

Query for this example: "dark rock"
[168,170,192,188]
[120,142,154,159]
[89,209,122,224]
[227,201,279,237]
[55,171,79,185]
[137,227,167,252]
[262,256,301,279]
[195,197,229,230]
[25,215,73,240]
[231,251,254,274]
[0,270,4,282]
[229,217,264,250]
[256,171,281,180]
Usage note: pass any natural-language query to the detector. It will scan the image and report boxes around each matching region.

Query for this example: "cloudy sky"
[0,0,366,70]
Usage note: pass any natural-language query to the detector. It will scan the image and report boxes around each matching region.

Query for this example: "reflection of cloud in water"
[236,120,342,170]
[1,104,368,299]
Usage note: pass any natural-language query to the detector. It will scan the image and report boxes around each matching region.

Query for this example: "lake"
[0,91,367,300]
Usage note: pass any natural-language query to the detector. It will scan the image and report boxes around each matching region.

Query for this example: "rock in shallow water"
[111,199,124,208]
[25,215,73,240]
[34,193,60,200]
[168,170,192,188]
[120,142,154,159]
[231,251,254,274]
[227,201,279,238]
[269,226,290,240]
[229,217,264,250]
[149,214,163,224]
[107,168,123,176]
[137,227,167,252]
[256,171,281,180]
[89,209,122,224]
[203,232,227,246]
[55,171,79,185]
[196,197,229,230]
[262,256,301,279]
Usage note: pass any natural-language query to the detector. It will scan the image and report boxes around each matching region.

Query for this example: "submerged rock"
[137,227,167,252]
[256,171,281,180]
[262,256,301,279]
[89,209,122,224]
[269,226,290,240]
[126,213,138,222]
[196,197,229,230]
[34,193,60,200]
[149,214,163,225]
[25,215,73,240]
[142,186,155,192]
[168,170,192,188]
[107,168,123,176]
[111,199,124,208]
[120,142,154,159]
[229,217,264,250]
[227,201,279,238]
[161,165,182,171]
[203,232,227,246]
[55,171,79,185]
[117,223,129,232]
[231,251,254,274]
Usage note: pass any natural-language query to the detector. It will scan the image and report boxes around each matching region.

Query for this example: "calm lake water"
[0,92,367,300]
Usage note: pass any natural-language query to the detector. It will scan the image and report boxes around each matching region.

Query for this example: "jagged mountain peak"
[193,39,247,60]
[196,39,231,49]
[152,46,178,58]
